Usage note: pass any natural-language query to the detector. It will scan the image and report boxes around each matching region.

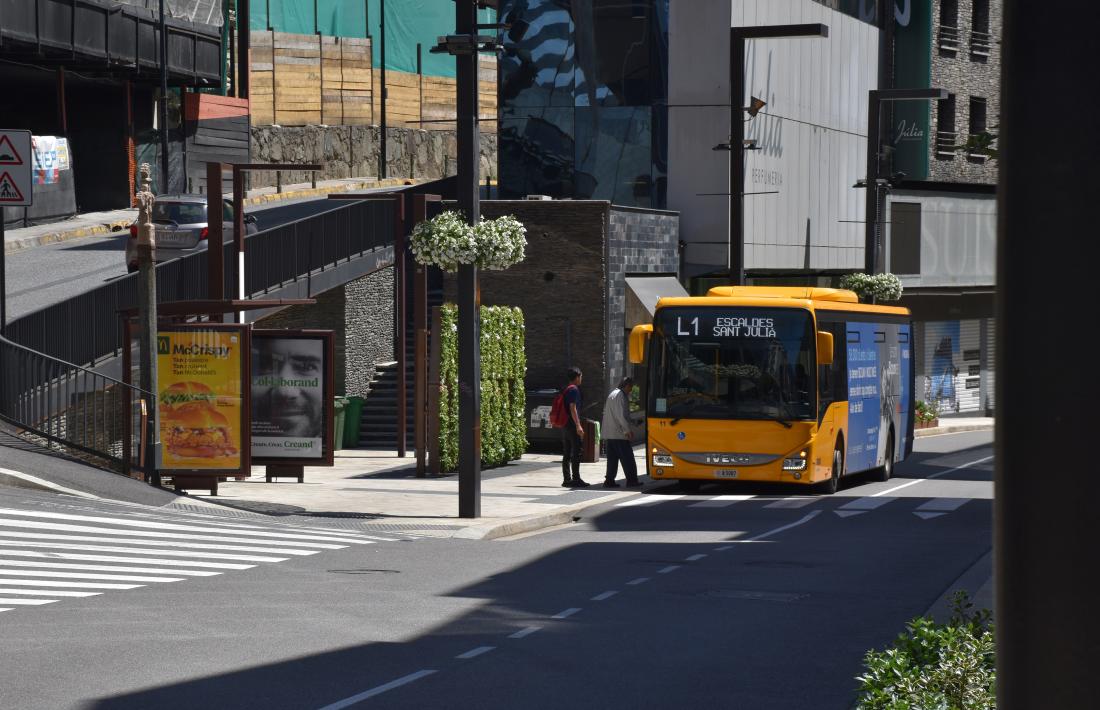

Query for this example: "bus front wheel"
[821,448,842,495]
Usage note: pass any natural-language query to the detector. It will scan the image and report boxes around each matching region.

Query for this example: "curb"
[915,423,994,438]
[4,177,428,254]
[924,548,993,622]
[0,467,100,499]
[452,491,635,540]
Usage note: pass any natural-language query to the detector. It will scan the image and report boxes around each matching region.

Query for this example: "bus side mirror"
[629,324,652,364]
[817,331,834,366]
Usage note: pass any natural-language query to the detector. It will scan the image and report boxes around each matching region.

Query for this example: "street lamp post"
[727,23,828,286]
[863,88,947,274]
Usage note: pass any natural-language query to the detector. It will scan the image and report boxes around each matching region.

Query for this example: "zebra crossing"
[613,491,983,518]
[0,501,397,615]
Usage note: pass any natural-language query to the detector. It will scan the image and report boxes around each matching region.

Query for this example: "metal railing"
[0,335,153,474]
[938,24,960,53]
[0,196,395,470]
[970,31,992,58]
[935,130,958,159]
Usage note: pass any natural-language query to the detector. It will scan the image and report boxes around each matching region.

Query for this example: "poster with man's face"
[251,334,328,460]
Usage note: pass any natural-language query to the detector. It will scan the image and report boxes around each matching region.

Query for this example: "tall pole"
[456,0,481,518]
[996,2,1100,706]
[864,92,882,274]
[379,0,388,179]
[238,0,250,100]
[135,164,160,486]
[728,30,746,286]
[158,0,170,193]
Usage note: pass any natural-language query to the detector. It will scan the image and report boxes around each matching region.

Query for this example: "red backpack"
[549,385,576,428]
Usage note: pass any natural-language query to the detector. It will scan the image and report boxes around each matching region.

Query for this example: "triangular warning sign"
[0,135,23,165]
[0,171,26,202]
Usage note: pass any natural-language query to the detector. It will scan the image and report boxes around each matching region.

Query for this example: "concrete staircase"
[357,361,415,449]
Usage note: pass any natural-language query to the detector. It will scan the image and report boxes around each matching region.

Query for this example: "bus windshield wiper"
[772,398,795,428]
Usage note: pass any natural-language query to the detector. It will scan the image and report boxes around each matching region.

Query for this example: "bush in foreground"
[855,592,995,709]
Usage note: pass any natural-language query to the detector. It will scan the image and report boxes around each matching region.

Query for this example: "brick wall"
[606,207,680,391]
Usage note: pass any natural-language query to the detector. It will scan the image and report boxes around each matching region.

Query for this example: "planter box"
[917,419,940,429]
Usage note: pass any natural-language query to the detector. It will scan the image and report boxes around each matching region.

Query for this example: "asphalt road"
[3,196,352,320]
[0,431,993,710]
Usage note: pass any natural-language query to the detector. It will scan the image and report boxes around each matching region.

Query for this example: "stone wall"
[249,125,498,189]
[253,266,395,396]
[606,207,680,391]
[928,0,1002,184]
[442,201,610,422]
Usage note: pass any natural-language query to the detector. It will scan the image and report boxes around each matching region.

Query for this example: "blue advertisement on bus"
[846,322,911,473]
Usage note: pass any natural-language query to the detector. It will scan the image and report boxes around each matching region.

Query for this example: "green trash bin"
[343,396,365,448]
[333,397,348,450]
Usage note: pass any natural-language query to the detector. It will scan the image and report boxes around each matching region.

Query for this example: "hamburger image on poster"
[160,382,238,460]
[252,337,323,455]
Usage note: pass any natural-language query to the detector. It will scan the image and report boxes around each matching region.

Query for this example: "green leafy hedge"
[437,303,527,472]
[856,592,995,709]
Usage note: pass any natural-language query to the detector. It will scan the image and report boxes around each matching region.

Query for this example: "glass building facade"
[498,0,670,208]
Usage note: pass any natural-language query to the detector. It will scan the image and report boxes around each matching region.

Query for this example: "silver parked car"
[126,194,258,272]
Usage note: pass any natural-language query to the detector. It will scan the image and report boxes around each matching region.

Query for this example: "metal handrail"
[938,24,959,52]
[970,30,992,57]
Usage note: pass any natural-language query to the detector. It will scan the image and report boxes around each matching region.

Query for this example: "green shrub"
[437,303,527,472]
[916,399,939,423]
[855,592,995,709]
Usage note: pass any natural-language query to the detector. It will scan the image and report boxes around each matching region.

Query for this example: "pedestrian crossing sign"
[0,130,32,206]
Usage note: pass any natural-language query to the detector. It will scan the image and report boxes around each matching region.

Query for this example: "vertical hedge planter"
[437,304,527,472]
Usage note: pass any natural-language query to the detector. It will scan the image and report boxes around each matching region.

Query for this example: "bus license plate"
[715,469,738,479]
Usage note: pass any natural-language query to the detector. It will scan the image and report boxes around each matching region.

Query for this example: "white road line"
[456,646,495,659]
[839,497,895,511]
[0,597,59,606]
[871,455,995,497]
[0,569,183,583]
[0,531,315,556]
[0,560,221,577]
[316,670,438,710]
[508,626,541,639]
[714,545,733,551]
[0,579,144,589]
[0,608,13,613]
[741,511,821,543]
[591,591,618,601]
[626,577,649,586]
[615,495,684,507]
[0,588,101,597]
[0,549,254,570]
[658,565,680,574]
[0,508,375,545]
[688,495,754,508]
[0,520,351,549]
[685,554,707,562]
[916,498,970,512]
[552,607,581,619]
[764,497,817,509]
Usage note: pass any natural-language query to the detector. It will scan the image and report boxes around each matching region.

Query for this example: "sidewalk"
[2,175,422,254]
[914,416,994,438]
[178,450,642,540]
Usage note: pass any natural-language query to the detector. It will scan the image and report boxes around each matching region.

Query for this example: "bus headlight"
[782,454,808,471]
[653,454,674,467]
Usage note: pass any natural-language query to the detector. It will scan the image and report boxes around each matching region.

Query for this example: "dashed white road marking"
[688,495,753,508]
[741,511,821,542]
[0,597,58,606]
[0,549,254,570]
[552,607,581,619]
[714,545,733,552]
[914,498,970,519]
[657,565,680,574]
[0,536,294,560]
[764,497,817,509]
[0,588,101,597]
[0,578,143,589]
[835,497,894,517]
[626,577,649,586]
[0,560,219,577]
[615,495,685,507]
[685,554,707,562]
[456,646,495,659]
[508,626,541,639]
[0,569,184,583]
[316,670,438,710]
[871,455,995,497]
[591,591,617,601]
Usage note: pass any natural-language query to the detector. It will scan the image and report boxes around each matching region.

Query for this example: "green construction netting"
[251,0,495,78]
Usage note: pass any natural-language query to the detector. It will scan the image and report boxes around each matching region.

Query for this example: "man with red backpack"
[550,366,590,488]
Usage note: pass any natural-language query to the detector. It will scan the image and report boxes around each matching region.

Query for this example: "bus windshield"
[649,307,817,422]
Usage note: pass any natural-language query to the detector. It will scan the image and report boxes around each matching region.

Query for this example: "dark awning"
[625,275,688,327]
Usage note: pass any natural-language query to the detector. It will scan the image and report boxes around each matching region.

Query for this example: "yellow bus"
[628,286,913,493]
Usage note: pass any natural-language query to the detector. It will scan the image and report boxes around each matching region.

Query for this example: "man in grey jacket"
[601,377,642,488]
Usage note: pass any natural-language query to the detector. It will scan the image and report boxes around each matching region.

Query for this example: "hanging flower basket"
[839,272,904,303]
[410,210,527,272]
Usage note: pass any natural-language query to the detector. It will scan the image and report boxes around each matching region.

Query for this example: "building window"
[971,0,992,59]
[968,96,988,162]
[938,0,959,54]
[890,202,921,275]
[935,94,957,160]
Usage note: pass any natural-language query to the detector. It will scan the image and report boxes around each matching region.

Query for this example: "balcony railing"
[970,30,992,58]
[938,24,960,53]
[935,130,958,159]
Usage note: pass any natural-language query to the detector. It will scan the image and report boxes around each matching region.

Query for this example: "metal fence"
[0,196,395,471]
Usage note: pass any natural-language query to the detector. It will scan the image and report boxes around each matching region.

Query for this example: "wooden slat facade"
[250,31,496,131]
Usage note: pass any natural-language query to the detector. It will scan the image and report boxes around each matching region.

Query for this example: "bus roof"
[655,286,910,317]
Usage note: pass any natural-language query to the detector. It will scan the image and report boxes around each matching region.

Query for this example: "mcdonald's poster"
[157,327,247,471]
